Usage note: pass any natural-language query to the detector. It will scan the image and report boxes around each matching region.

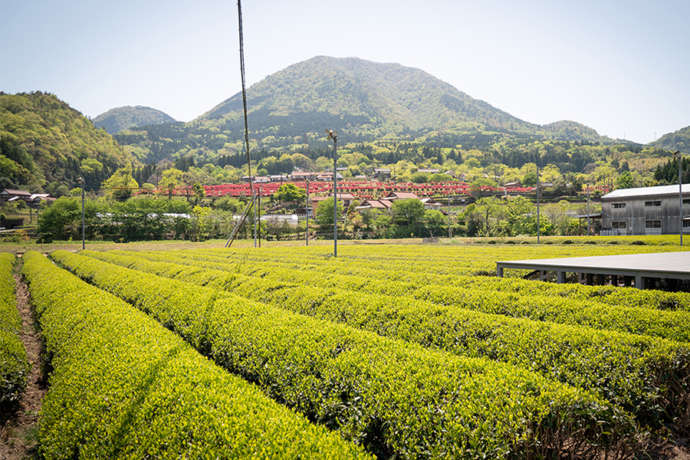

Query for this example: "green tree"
[159,168,184,200]
[190,205,213,241]
[274,183,306,203]
[214,196,242,212]
[616,171,634,189]
[424,209,446,236]
[391,199,426,236]
[192,182,205,205]
[316,197,343,228]
[102,166,138,202]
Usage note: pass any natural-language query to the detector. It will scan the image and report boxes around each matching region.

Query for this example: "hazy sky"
[2,0,688,144]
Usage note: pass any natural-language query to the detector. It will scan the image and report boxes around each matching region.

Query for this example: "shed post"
[557,271,565,284]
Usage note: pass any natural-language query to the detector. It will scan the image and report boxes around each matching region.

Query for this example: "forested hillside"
[651,125,690,154]
[116,56,621,166]
[94,105,176,134]
[0,92,133,193]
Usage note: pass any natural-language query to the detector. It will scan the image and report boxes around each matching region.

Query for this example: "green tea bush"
[22,251,366,459]
[123,249,690,340]
[148,248,690,312]
[53,250,634,458]
[0,252,27,411]
[81,250,690,428]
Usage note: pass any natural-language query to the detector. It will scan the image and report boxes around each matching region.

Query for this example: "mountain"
[541,121,606,143]
[201,56,537,135]
[94,105,176,134]
[116,56,616,165]
[651,126,690,154]
[0,92,133,192]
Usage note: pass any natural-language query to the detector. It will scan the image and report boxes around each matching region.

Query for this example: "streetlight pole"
[327,130,338,257]
[79,177,85,250]
[675,151,683,246]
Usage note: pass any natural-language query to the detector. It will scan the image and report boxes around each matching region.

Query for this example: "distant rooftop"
[602,184,690,200]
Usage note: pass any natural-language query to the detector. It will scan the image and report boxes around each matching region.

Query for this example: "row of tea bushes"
[197,244,679,276]
[0,252,27,410]
[124,249,690,343]
[54,250,634,458]
[190,248,690,311]
[22,252,366,458]
[82,249,690,429]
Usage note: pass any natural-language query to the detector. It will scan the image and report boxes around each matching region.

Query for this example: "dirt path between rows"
[0,272,46,459]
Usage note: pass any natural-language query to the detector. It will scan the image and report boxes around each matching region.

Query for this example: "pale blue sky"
[1,0,688,144]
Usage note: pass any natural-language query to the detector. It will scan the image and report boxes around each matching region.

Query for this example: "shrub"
[80,250,690,428]
[22,251,366,458]
[0,252,27,412]
[52,250,635,458]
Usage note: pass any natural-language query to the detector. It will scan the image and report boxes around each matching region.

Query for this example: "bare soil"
[0,273,46,460]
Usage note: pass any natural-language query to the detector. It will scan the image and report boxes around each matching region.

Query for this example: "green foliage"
[213,196,242,212]
[654,156,690,184]
[37,196,193,242]
[102,165,139,201]
[651,125,690,154]
[189,206,213,241]
[112,57,636,173]
[83,249,690,428]
[159,168,184,199]
[93,105,176,134]
[464,196,555,237]
[315,197,343,227]
[616,171,635,189]
[23,251,366,458]
[150,247,690,341]
[53,251,633,457]
[0,92,132,191]
[391,199,426,237]
[274,183,306,203]
[0,253,27,411]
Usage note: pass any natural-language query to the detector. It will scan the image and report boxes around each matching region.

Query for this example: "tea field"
[2,243,689,458]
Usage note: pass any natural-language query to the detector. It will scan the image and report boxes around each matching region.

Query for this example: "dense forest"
[651,125,690,154]
[93,105,176,134]
[0,92,132,194]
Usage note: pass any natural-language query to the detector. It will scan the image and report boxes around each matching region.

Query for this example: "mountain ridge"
[651,125,690,154]
[94,105,176,134]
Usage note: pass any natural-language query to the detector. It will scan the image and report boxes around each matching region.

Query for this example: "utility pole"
[224,0,255,248]
[586,186,591,235]
[536,155,540,243]
[257,187,261,248]
[79,177,85,250]
[305,180,310,246]
[676,151,683,246]
[327,130,338,257]
[252,188,257,248]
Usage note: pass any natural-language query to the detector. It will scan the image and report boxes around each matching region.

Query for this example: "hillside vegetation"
[116,56,629,166]
[0,92,133,192]
[93,105,176,134]
[652,125,690,154]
